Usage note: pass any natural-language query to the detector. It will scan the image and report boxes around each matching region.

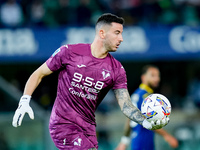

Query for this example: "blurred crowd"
[0,0,200,28]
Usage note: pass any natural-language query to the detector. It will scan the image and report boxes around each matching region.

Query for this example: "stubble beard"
[148,82,159,90]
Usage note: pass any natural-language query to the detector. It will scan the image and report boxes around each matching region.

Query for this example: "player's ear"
[141,75,145,82]
[99,29,105,39]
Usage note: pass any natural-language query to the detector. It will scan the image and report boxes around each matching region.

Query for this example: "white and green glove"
[12,95,34,127]
[142,118,170,130]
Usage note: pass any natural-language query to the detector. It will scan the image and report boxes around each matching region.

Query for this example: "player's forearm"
[155,128,179,148]
[23,71,43,96]
[114,88,145,125]
[23,63,53,96]
[155,128,169,136]
[123,119,131,137]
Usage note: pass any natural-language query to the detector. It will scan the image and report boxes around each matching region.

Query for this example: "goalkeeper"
[12,13,168,150]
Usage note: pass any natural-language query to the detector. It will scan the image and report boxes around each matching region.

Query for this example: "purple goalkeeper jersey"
[46,43,127,135]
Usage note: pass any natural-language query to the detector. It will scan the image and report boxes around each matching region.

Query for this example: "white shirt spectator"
[0,0,23,27]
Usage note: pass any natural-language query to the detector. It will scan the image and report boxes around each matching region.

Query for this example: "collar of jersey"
[139,83,154,94]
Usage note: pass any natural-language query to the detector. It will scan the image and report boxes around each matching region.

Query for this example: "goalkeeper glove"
[142,118,170,130]
[12,95,34,127]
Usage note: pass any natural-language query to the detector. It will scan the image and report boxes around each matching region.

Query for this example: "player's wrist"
[20,95,31,103]
[120,136,130,145]
[142,119,152,130]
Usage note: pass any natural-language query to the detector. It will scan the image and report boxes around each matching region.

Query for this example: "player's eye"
[115,31,120,35]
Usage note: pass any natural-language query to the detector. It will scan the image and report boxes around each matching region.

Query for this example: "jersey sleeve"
[112,65,127,89]
[46,45,69,72]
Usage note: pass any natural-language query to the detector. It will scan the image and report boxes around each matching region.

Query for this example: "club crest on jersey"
[52,48,61,57]
[102,70,110,79]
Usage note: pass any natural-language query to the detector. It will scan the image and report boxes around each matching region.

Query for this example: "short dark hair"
[141,65,159,75]
[96,13,124,26]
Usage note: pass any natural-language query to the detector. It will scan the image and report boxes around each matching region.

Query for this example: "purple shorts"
[49,124,98,150]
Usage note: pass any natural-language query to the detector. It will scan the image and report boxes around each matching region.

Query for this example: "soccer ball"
[141,93,171,123]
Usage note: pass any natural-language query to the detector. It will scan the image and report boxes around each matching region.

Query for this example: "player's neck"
[91,41,108,59]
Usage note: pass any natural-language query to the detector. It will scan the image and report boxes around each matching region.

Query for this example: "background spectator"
[55,0,75,27]
[29,0,45,27]
[76,0,92,26]
[0,0,24,28]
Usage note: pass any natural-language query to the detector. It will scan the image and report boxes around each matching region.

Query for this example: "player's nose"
[119,35,123,42]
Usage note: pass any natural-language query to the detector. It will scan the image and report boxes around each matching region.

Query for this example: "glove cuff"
[19,95,31,103]
[142,119,152,130]
[120,136,130,145]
